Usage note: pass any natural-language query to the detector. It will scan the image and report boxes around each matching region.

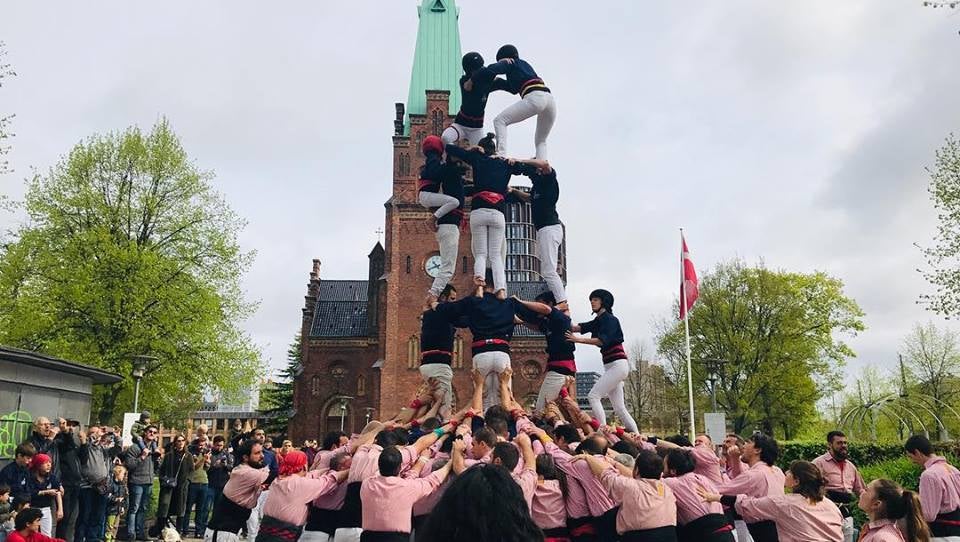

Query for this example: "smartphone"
[67,420,81,428]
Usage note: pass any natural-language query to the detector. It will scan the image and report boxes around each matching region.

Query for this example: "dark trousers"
[180,483,211,535]
[77,487,108,542]
[126,483,152,538]
[58,485,81,542]
[746,520,779,542]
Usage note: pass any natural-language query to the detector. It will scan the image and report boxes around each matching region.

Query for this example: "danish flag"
[680,233,699,320]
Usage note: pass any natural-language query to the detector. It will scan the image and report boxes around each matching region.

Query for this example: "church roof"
[309,279,556,339]
[310,280,369,337]
[405,0,462,133]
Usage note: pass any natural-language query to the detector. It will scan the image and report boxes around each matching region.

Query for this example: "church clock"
[424,254,442,278]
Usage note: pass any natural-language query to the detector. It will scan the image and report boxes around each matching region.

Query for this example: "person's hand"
[514,432,531,448]
[57,508,64,521]
[565,331,582,343]
[420,447,432,459]
[140,447,150,459]
[726,446,741,460]
[499,367,513,383]
[696,486,722,503]
[452,439,467,455]
[473,275,485,287]
[499,58,514,64]
[471,368,484,388]
[463,79,473,92]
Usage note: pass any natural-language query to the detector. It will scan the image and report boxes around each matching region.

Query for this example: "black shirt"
[448,293,521,353]
[579,311,627,363]
[28,473,60,508]
[455,68,509,128]
[445,145,522,214]
[487,58,550,97]
[418,152,444,193]
[437,162,466,227]
[421,304,459,364]
[515,164,561,229]
[516,306,576,368]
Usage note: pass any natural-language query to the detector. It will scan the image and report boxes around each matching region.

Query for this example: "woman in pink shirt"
[575,449,678,541]
[256,451,346,542]
[857,478,930,542]
[661,449,733,542]
[701,460,843,542]
[532,455,570,541]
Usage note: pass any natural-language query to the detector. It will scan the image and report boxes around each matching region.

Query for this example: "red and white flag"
[680,232,699,320]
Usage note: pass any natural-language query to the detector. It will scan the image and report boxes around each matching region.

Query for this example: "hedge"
[775,440,960,470]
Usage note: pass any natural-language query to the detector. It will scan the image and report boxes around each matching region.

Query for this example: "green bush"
[776,440,959,470]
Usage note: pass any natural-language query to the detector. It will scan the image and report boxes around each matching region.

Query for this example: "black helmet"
[462,52,484,73]
[589,289,614,312]
[496,44,519,61]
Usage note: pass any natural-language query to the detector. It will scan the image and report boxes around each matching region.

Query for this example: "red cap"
[279,450,308,476]
[30,453,52,471]
[422,135,444,156]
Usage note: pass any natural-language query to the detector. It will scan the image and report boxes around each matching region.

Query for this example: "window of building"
[311,375,321,397]
[357,375,366,397]
[453,336,463,369]
[399,153,410,176]
[462,256,468,274]
[408,335,421,369]
[406,255,411,274]
[431,109,445,136]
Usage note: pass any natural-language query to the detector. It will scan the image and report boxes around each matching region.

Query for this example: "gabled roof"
[310,280,370,338]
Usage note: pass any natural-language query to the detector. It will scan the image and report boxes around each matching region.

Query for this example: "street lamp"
[131,355,156,413]
[364,407,375,425]
[338,396,354,431]
[701,359,727,412]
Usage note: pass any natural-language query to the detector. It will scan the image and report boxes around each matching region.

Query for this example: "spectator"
[7,507,65,542]
[154,435,193,536]
[181,436,211,537]
[0,444,36,505]
[0,484,13,542]
[27,454,62,537]
[123,424,161,541]
[76,425,121,542]
[103,466,127,542]
[206,436,233,517]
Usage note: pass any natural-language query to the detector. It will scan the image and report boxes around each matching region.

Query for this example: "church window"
[311,375,321,397]
[462,256,468,274]
[408,335,421,369]
[406,255,412,274]
[399,153,410,176]
[431,109,445,136]
[431,0,446,12]
[356,375,366,397]
[452,336,463,369]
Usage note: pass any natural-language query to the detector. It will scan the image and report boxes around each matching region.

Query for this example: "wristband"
[588,418,600,431]
[463,411,475,418]
[449,420,460,428]
[410,420,420,428]
[409,399,424,409]
[433,428,445,438]
[559,387,569,398]
[615,427,625,437]
[541,435,553,444]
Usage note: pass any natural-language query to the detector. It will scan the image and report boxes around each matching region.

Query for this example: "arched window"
[431,109,445,136]
[452,336,464,369]
[311,375,321,397]
[461,256,468,274]
[406,255,412,274]
[408,335,421,369]
[357,375,366,397]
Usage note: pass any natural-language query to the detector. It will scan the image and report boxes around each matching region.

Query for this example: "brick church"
[289,0,566,442]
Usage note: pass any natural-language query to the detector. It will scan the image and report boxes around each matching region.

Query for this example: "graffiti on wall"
[0,411,33,459]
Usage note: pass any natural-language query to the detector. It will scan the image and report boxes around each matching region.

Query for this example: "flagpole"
[681,229,696,438]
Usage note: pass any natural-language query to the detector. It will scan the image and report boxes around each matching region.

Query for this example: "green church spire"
[405,0,462,134]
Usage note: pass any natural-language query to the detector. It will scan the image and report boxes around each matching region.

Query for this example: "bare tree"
[624,340,674,433]
[902,322,960,408]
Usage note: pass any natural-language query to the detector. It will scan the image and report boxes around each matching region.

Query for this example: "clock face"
[425,255,443,278]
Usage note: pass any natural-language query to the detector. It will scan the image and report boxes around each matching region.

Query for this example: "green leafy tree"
[0,118,261,424]
[0,42,16,175]
[656,260,865,438]
[921,134,960,315]
[260,334,301,438]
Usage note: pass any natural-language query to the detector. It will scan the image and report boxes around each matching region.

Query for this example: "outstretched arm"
[512,297,552,316]
[469,368,484,413]
[565,331,602,346]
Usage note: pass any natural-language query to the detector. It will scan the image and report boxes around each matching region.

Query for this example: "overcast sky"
[2,1,959,396]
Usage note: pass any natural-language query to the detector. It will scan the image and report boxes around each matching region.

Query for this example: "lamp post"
[131,355,156,413]
[338,396,354,431]
[701,359,727,412]
[364,407,375,425]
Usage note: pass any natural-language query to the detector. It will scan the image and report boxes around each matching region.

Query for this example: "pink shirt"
[598,469,677,534]
[662,473,725,526]
[411,478,450,518]
[545,444,616,517]
[919,455,960,522]
[717,461,785,500]
[360,471,445,533]
[347,445,417,484]
[812,453,866,494]
[262,472,341,526]
[311,479,349,511]
[222,463,270,509]
[513,468,537,510]
[531,479,567,530]
[312,445,348,472]
[690,445,723,485]
[542,442,589,518]
[735,493,843,542]
[859,519,906,542]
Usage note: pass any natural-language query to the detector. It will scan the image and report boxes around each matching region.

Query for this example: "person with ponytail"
[565,289,639,432]
[487,44,557,160]
[701,460,843,542]
[661,449,734,542]
[256,451,346,542]
[905,434,960,539]
[858,478,930,542]
[442,52,508,146]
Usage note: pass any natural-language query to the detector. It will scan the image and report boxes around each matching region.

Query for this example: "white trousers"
[246,489,268,540]
[429,224,459,297]
[420,363,454,419]
[930,538,960,542]
[473,351,511,411]
[733,520,753,542]
[418,191,460,220]
[298,530,331,542]
[39,507,53,537]
[441,123,484,146]
[535,371,568,412]
[536,224,566,302]
[204,528,240,542]
[841,516,854,542]
[470,208,506,293]
[494,90,556,160]
[588,359,639,432]
[332,528,362,542]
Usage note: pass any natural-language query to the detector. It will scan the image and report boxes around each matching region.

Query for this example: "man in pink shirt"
[656,434,724,485]
[258,451,346,542]
[662,449,734,542]
[548,433,619,541]
[521,424,594,540]
[204,441,270,542]
[489,433,537,509]
[575,450,678,540]
[311,432,350,472]
[812,431,866,542]
[359,443,454,541]
[906,434,960,538]
[715,433,784,542]
[301,452,352,542]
